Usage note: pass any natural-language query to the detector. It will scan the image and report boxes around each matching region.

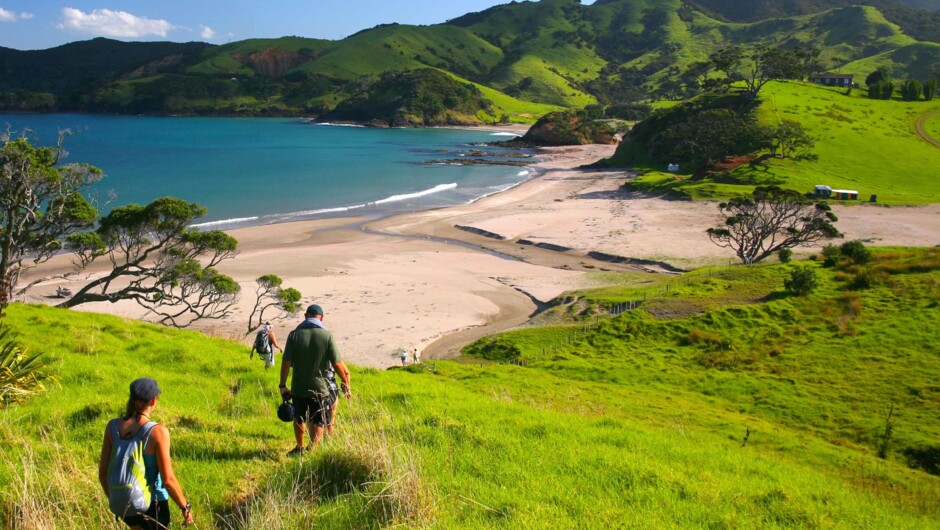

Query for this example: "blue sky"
[0,1,596,50]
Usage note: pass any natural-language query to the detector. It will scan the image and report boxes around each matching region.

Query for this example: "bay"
[0,114,531,228]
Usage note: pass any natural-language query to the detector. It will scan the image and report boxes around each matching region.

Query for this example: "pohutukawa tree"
[709,44,802,100]
[60,197,241,328]
[247,274,302,333]
[0,134,101,310]
[3,135,249,328]
[707,186,841,264]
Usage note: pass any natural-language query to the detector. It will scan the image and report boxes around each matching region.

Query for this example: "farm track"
[914,109,940,149]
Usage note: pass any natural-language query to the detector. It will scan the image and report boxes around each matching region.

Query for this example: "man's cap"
[130,378,162,401]
[305,304,324,316]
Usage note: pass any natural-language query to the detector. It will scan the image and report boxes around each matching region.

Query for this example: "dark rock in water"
[455,225,506,240]
[517,240,572,252]
[587,251,686,273]
[421,158,529,167]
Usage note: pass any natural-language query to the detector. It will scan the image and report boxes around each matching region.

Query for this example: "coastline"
[186,123,535,232]
[18,138,940,368]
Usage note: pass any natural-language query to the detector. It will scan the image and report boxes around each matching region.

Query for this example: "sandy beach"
[18,134,940,368]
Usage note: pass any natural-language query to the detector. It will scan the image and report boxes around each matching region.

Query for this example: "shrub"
[778,248,793,263]
[0,328,53,407]
[849,268,879,290]
[901,79,923,102]
[924,78,937,102]
[840,240,872,265]
[784,267,817,296]
[902,445,940,476]
[686,328,722,346]
[822,244,842,267]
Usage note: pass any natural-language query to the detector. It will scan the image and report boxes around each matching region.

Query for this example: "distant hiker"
[400,349,408,367]
[412,348,420,364]
[279,304,351,455]
[98,378,194,529]
[251,322,282,368]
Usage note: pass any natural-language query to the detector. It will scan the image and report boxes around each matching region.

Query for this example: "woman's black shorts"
[122,499,170,529]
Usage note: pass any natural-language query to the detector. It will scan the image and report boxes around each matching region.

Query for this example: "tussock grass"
[2,438,118,530]
[220,399,435,529]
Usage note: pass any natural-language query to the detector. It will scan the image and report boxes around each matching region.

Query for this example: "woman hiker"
[98,378,194,529]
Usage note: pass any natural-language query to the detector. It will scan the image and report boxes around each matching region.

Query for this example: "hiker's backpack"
[253,329,272,354]
[106,420,158,518]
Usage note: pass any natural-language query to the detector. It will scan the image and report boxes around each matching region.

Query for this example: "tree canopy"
[709,44,802,99]
[0,134,101,308]
[61,197,241,327]
[0,136,264,328]
[707,186,841,264]
[247,274,302,333]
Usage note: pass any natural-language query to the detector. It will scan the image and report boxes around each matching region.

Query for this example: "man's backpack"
[253,329,272,355]
[106,420,158,518]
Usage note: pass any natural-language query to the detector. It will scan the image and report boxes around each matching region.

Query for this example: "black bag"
[277,397,295,422]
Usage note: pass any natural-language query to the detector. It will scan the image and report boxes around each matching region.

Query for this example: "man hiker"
[279,304,351,455]
[250,322,282,368]
[412,348,420,364]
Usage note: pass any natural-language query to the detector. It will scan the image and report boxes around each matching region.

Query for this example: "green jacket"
[283,321,341,399]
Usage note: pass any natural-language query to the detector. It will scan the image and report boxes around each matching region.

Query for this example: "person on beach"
[400,349,408,367]
[412,348,420,364]
[279,304,351,455]
[99,378,194,529]
[251,322,282,369]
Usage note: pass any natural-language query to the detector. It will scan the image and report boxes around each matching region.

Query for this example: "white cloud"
[199,24,216,40]
[20,12,34,20]
[58,7,175,38]
[0,8,18,22]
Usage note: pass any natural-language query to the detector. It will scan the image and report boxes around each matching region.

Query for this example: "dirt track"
[914,110,940,149]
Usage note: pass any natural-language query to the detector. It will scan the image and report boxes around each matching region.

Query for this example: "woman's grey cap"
[130,378,162,401]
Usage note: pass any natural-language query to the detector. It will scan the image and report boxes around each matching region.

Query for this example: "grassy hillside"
[615,81,940,203]
[1,248,938,527]
[687,0,940,42]
[3,1,940,119]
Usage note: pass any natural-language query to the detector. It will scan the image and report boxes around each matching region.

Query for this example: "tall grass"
[219,399,435,529]
[1,437,119,529]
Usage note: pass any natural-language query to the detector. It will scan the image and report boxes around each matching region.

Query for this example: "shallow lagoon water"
[1,114,529,228]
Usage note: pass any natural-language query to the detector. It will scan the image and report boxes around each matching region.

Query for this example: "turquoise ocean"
[0,114,532,228]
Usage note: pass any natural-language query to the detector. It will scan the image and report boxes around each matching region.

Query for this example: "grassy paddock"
[628,82,940,203]
[1,249,938,527]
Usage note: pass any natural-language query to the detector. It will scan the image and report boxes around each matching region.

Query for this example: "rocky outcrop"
[503,110,618,147]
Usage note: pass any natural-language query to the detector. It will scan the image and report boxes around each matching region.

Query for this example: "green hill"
[1,248,938,527]
[606,81,940,204]
[2,1,939,120]
[317,69,497,127]
[687,0,940,42]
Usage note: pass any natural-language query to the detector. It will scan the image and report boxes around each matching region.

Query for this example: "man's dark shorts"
[293,396,334,426]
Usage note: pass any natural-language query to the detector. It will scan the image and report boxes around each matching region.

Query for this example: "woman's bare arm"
[97,422,113,496]
[152,425,194,524]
